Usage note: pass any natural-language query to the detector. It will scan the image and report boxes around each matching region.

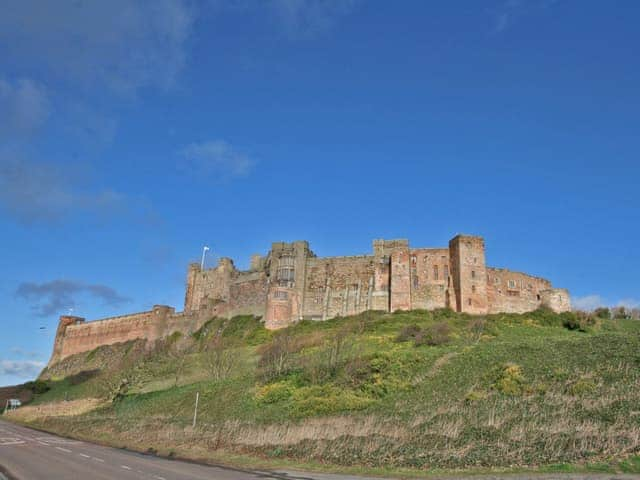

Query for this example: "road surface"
[1,419,638,480]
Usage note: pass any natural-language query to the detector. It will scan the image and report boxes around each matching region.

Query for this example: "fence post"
[192,392,199,428]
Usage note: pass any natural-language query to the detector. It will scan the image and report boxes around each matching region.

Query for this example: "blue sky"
[1,0,639,386]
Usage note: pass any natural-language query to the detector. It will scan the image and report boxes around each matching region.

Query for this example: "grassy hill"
[6,308,640,475]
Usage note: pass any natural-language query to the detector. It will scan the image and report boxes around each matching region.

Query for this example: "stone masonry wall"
[49,234,572,366]
[486,267,552,314]
[408,248,452,310]
[302,256,377,320]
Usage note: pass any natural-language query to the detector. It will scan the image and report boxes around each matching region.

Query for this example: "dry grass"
[7,398,104,422]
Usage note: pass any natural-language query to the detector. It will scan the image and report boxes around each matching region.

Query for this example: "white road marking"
[153,476,167,480]
[121,465,131,470]
[0,438,25,446]
[55,447,72,453]
[37,441,49,446]
[92,457,105,463]
[79,453,91,458]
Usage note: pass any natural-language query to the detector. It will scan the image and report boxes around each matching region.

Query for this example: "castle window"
[494,277,500,285]
[274,290,288,300]
[433,265,439,281]
[413,276,419,289]
[508,279,516,289]
[468,298,472,306]
[471,270,476,279]
[411,255,417,264]
[537,294,541,301]
[473,257,477,264]
[444,265,449,278]
[472,285,476,293]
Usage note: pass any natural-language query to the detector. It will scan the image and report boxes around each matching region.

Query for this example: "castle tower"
[184,263,201,313]
[49,315,85,365]
[449,235,489,314]
[265,241,314,329]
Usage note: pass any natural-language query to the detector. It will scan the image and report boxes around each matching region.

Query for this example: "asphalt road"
[0,419,307,480]
[1,419,639,480]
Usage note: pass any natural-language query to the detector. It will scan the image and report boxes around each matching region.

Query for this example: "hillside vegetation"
[6,308,640,475]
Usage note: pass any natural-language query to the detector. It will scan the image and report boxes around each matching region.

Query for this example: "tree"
[205,337,235,382]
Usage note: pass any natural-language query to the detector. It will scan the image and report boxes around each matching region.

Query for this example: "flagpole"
[200,246,210,270]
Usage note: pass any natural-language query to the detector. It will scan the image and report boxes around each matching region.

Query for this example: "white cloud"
[617,298,640,309]
[0,0,194,95]
[0,77,50,139]
[572,294,604,311]
[572,294,640,312]
[0,360,45,378]
[0,154,128,224]
[269,0,361,37]
[180,140,254,179]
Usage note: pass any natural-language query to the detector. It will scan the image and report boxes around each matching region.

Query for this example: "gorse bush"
[494,362,526,395]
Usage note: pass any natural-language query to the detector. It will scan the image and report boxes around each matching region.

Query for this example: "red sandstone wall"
[408,248,451,310]
[302,256,377,320]
[486,267,551,313]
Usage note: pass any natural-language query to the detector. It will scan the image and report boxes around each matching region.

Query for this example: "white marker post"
[192,392,200,428]
[200,246,210,270]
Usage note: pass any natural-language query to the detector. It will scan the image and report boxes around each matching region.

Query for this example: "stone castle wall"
[48,234,572,366]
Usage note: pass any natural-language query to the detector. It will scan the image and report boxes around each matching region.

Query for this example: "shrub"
[300,330,357,384]
[563,311,600,332]
[204,337,235,382]
[257,334,296,382]
[255,381,293,404]
[395,324,422,343]
[594,307,611,319]
[494,363,526,395]
[24,380,50,394]
[468,318,486,342]
[416,322,451,346]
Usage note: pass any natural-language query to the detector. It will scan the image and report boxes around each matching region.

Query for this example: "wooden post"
[192,392,199,428]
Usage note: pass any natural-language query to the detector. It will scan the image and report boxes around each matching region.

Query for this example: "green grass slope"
[9,309,640,474]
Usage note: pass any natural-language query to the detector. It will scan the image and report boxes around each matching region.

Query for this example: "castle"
[48,235,571,365]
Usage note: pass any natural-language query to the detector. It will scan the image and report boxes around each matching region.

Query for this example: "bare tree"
[205,337,235,381]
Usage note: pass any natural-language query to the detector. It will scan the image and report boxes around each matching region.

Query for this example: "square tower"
[449,235,488,314]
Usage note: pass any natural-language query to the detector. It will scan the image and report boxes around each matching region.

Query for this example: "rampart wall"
[48,234,572,367]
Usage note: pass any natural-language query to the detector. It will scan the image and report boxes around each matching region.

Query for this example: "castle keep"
[49,235,571,365]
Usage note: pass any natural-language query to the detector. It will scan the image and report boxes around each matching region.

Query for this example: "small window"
[411,255,417,264]
[274,290,288,300]
[494,277,500,285]
[508,279,516,289]
[468,298,472,306]
[536,294,541,301]
[472,285,476,293]
[473,257,477,264]
[444,265,449,278]
[434,265,439,281]
[471,270,476,279]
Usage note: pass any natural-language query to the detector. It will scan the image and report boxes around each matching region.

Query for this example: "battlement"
[48,234,571,366]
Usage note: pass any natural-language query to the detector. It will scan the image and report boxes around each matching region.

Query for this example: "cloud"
[269,0,361,37]
[572,294,640,312]
[492,0,558,33]
[9,348,42,360]
[0,360,46,378]
[0,0,194,95]
[617,298,640,309]
[572,294,604,311]
[15,279,131,318]
[0,77,50,139]
[180,140,254,179]
[0,154,130,224]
